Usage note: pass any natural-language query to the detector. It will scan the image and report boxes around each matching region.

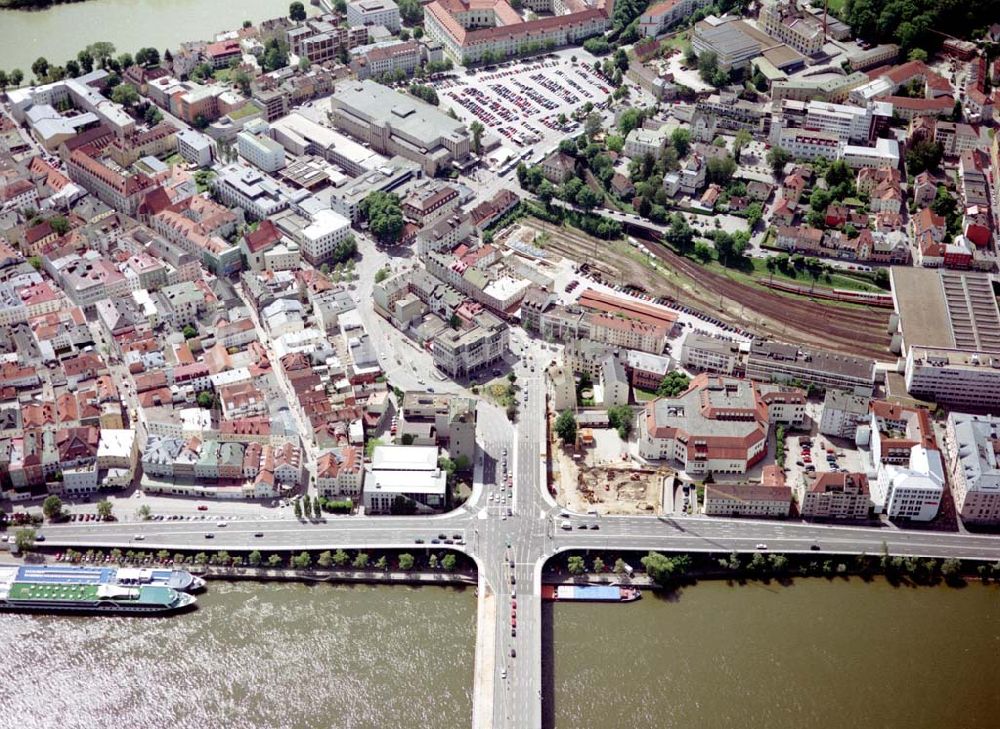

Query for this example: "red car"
[197,505,208,511]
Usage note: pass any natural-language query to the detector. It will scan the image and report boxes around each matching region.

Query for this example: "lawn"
[634,387,659,402]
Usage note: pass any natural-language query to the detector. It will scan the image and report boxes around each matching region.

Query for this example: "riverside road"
[34,366,1000,729]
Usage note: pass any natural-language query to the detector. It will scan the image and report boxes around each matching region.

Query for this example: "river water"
[0,0,314,76]
[2,577,998,729]
[549,577,1000,729]
[0,581,476,729]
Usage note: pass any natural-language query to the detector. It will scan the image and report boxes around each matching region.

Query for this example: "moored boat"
[13,564,205,592]
[0,566,198,616]
[542,584,642,602]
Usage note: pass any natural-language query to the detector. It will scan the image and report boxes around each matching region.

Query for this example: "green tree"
[375,555,388,571]
[592,557,605,573]
[374,266,391,284]
[941,557,962,582]
[196,391,215,409]
[32,57,49,81]
[64,61,80,78]
[574,185,602,211]
[640,551,690,586]
[607,405,634,439]
[9,69,23,88]
[333,549,349,566]
[289,1,307,20]
[657,371,690,398]
[397,0,424,23]
[194,552,208,565]
[398,553,415,570]
[429,554,439,569]
[470,120,484,155]
[613,558,628,574]
[670,127,691,158]
[293,499,303,519]
[303,494,312,518]
[232,69,252,95]
[353,552,370,569]
[135,47,160,67]
[14,527,36,552]
[249,550,263,566]
[441,553,457,571]
[268,553,284,567]
[554,410,577,443]
[767,146,792,177]
[567,555,586,574]
[136,504,152,521]
[905,139,943,175]
[293,551,312,569]
[360,191,405,244]
[182,324,197,339]
[96,499,113,520]
[317,550,333,568]
[111,83,139,108]
[313,499,322,520]
[42,495,64,521]
[706,155,737,185]
[733,129,751,162]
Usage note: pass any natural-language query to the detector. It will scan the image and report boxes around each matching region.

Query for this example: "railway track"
[525,219,892,360]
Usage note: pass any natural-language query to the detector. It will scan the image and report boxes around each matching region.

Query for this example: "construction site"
[550,421,670,515]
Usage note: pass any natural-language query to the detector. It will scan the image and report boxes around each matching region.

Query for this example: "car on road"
[216,521,227,527]
[134,535,145,541]
[438,533,447,539]
[415,538,425,544]
[501,668,507,679]
[810,544,821,551]
[589,524,599,530]
[510,648,516,658]
[204,533,215,539]
[254,532,264,538]
[35,535,46,542]
[755,543,768,550]
[197,505,208,511]
[431,539,440,544]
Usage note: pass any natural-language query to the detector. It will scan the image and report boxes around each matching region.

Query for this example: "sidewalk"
[196,565,477,586]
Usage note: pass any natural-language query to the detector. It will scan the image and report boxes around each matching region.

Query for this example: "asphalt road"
[30,337,1000,729]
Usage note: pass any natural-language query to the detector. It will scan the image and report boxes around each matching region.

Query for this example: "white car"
[755,543,768,550]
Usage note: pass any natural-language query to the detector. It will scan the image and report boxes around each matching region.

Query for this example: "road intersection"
[34,362,1000,729]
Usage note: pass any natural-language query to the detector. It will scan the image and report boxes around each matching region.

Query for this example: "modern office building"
[363,445,448,514]
[747,340,876,395]
[346,0,401,32]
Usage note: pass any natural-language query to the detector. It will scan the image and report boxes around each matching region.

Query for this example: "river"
[548,577,1000,729]
[0,0,316,77]
[2,577,998,729]
[0,581,476,729]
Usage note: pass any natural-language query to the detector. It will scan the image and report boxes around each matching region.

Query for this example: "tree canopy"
[360,192,405,244]
[554,410,577,443]
[657,371,690,398]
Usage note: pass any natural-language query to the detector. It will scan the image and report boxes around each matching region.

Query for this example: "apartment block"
[946,413,1000,525]
[798,472,871,519]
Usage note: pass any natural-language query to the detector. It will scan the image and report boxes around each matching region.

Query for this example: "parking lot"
[785,432,872,489]
[432,54,614,160]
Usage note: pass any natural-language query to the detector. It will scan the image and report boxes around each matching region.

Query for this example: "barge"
[542,584,641,602]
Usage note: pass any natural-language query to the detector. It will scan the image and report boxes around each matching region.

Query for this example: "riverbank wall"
[194,564,477,587]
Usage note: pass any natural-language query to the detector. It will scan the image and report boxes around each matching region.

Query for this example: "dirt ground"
[551,423,668,515]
